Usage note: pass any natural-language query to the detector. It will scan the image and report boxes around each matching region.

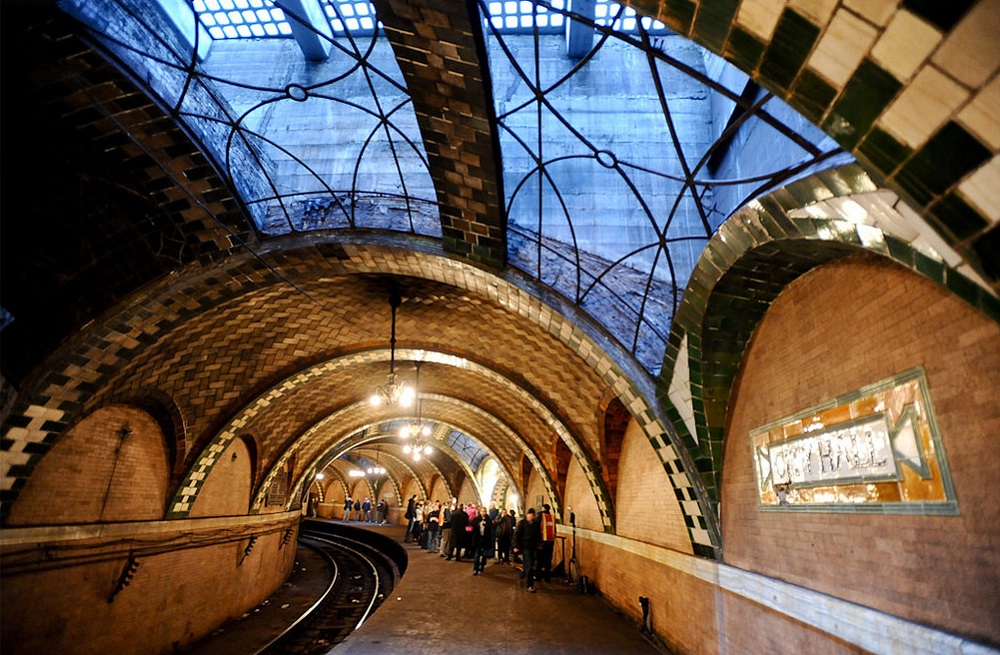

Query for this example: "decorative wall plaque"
[750,367,957,514]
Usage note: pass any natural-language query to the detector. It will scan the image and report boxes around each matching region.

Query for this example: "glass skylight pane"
[241,10,256,22]
[505,15,517,28]
[491,16,503,28]
[278,22,291,34]
[227,11,243,24]
[264,23,278,35]
[234,0,249,9]
[520,15,531,27]
[219,0,234,10]
[537,14,548,26]
[236,24,251,36]
[208,25,225,38]
[222,24,238,37]
[356,3,370,16]
[551,14,563,26]
[202,13,217,26]
[255,9,269,21]
[490,2,502,14]
[250,23,264,36]
[360,16,373,29]
[331,18,344,31]
[216,13,231,25]
[342,4,355,16]
[346,17,359,30]
[520,1,532,12]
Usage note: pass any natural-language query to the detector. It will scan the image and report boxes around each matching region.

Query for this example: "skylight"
[191,0,666,40]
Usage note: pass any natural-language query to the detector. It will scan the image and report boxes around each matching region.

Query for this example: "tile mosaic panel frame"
[749,366,958,515]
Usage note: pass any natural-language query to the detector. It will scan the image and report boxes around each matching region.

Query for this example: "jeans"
[520,548,536,589]
[473,545,489,573]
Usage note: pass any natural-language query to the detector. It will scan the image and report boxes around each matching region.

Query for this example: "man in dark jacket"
[447,502,470,561]
[513,507,541,592]
[495,509,516,563]
[470,505,495,575]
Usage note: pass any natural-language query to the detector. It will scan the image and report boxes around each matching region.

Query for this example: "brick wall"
[189,439,252,518]
[616,419,694,554]
[7,406,170,525]
[723,255,1000,645]
[563,457,602,532]
[428,477,448,503]
[1,517,298,655]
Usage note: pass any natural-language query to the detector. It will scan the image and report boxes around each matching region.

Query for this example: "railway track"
[252,531,397,655]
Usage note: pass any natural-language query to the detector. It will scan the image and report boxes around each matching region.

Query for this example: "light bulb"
[370,393,382,406]
[413,452,421,461]
[421,425,431,437]
[400,386,415,407]
[403,444,412,454]
[423,444,433,455]
[400,425,411,438]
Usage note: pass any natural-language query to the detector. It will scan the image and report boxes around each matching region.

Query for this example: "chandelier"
[370,288,414,407]
[366,446,386,476]
[400,363,434,461]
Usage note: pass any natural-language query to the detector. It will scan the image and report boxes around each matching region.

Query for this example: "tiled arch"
[372,0,997,288]
[659,166,1000,517]
[171,347,586,523]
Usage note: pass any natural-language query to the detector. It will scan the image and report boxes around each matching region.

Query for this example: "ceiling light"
[370,288,413,407]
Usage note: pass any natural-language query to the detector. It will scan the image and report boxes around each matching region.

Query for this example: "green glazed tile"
[790,68,837,123]
[664,0,697,34]
[884,235,915,266]
[944,268,979,305]
[931,190,990,242]
[903,0,973,31]
[971,226,1000,280]
[692,0,740,52]
[824,59,902,150]
[759,9,820,93]
[859,127,912,178]
[895,121,991,207]
[913,250,945,283]
[726,26,765,74]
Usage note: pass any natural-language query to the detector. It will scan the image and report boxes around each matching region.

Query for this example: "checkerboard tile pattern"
[660,163,1000,523]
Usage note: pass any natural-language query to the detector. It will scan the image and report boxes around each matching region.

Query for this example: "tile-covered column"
[372,0,506,270]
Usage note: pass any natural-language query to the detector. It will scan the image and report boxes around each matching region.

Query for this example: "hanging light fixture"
[366,446,386,476]
[370,288,414,407]
[400,364,434,461]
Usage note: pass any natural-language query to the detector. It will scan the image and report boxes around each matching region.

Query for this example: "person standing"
[495,508,516,563]
[513,508,541,592]
[470,505,495,575]
[447,502,470,561]
[404,494,417,542]
[353,497,361,522]
[343,496,352,521]
[438,501,454,557]
[537,503,556,583]
[362,497,372,522]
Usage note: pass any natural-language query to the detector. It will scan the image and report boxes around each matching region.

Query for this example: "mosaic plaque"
[750,367,957,514]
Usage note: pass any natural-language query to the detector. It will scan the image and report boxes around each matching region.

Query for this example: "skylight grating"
[192,0,666,41]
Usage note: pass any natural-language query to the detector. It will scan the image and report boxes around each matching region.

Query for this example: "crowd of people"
[401,495,557,592]
[340,495,388,524]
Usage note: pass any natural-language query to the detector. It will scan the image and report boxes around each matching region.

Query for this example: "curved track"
[254,531,397,655]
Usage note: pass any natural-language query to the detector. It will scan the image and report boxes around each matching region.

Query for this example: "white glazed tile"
[842,0,900,27]
[870,9,942,81]
[736,0,787,42]
[959,155,1000,224]
[808,8,878,87]
[932,0,1000,88]
[957,75,1000,150]
[878,64,969,148]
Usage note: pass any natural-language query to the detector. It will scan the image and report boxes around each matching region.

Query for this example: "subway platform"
[184,519,664,655]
